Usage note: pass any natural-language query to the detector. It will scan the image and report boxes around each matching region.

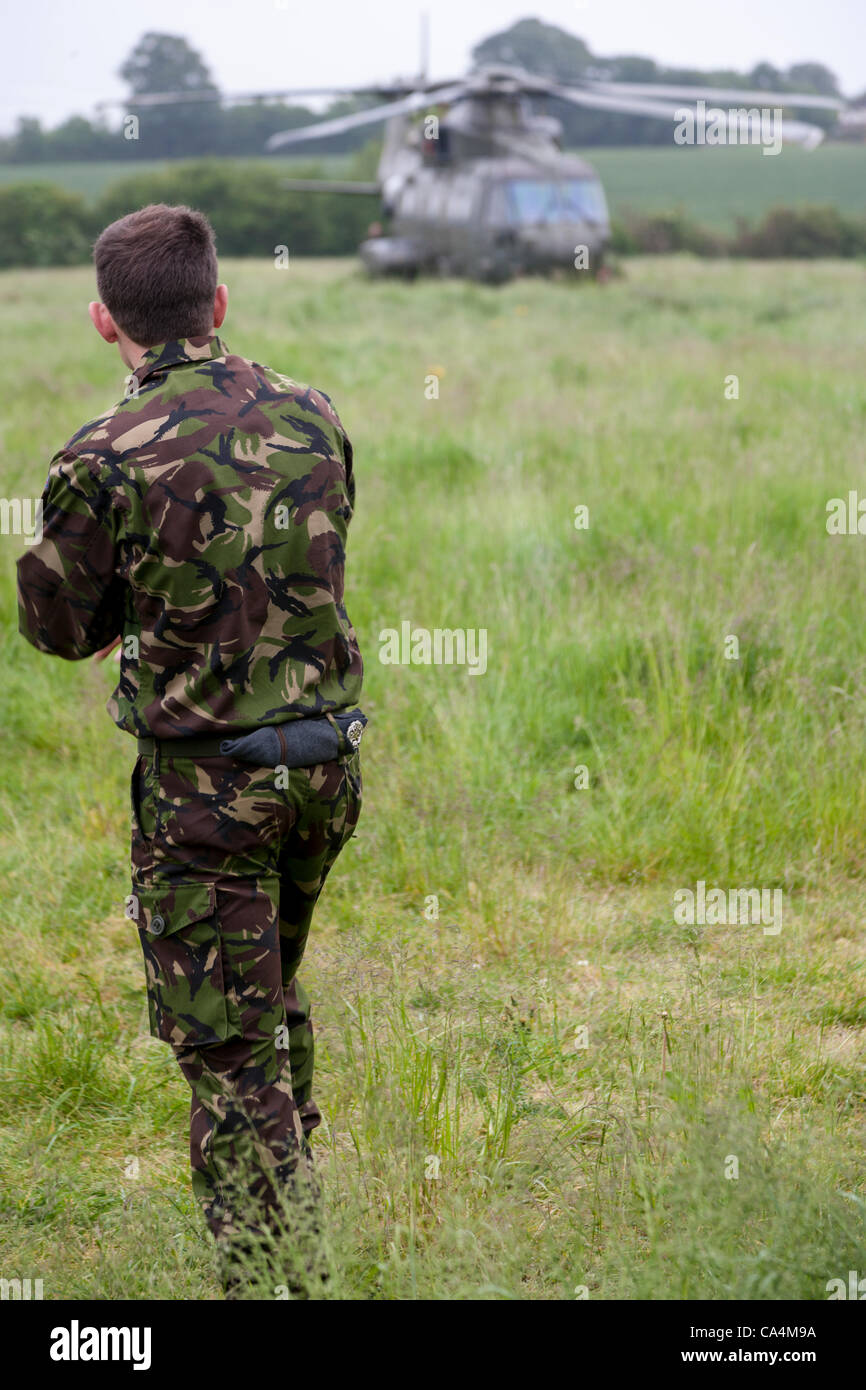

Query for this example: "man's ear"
[89,301,119,344]
[213,284,228,329]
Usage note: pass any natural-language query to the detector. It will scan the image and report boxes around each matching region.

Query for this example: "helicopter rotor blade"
[95,87,373,111]
[583,81,845,112]
[546,83,827,148]
[265,83,466,150]
[94,77,467,114]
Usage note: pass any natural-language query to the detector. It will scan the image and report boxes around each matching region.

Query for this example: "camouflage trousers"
[129,742,361,1253]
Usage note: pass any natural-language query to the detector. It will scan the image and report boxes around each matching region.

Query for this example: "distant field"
[0,154,353,200]
[589,142,866,229]
[1,143,865,229]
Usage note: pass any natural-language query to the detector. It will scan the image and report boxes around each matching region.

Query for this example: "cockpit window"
[559,179,609,222]
[489,178,609,225]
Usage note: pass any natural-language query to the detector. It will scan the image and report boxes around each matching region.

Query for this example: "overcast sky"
[5,0,864,135]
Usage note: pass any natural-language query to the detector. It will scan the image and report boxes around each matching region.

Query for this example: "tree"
[748,62,784,90]
[599,55,659,83]
[120,32,219,99]
[472,18,591,82]
[119,33,224,158]
[10,117,47,164]
[786,63,840,97]
[51,116,116,161]
[220,103,318,157]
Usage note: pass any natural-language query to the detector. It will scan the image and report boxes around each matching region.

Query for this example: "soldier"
[16,203,365,1294]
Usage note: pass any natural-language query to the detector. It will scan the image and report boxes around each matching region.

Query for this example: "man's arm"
[313,387,355,513]
[17,449,126,660]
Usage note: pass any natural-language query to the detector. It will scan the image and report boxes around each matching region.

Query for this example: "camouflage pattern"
[17,335,363,737]
[130,743,361,1247]
[16,333,365,1274]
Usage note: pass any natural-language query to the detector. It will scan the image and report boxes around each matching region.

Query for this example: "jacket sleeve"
[317,389,355,513]
[339,424,355,514]
[16,448,126,660]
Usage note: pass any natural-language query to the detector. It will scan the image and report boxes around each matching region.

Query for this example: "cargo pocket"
[134,880,235,1048]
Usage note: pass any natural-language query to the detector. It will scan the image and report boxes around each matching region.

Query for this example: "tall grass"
[0,256,864,1298]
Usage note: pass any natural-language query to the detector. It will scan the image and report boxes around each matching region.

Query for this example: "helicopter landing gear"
[476,260,512,285]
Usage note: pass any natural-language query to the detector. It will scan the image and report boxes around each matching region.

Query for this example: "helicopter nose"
[519,224,592,268]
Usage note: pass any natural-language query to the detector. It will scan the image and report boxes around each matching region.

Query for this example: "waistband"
[137,734,230,758]
[136,709,367,769]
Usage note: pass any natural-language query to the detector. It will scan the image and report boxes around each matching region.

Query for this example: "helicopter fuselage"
[361,152,610,282]
[358,100,611,282]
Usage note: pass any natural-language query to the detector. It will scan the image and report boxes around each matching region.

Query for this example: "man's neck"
[120,327,218,374]
[122,341,149,373]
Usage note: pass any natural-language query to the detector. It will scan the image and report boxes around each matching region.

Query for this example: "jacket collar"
[131,334,227,389]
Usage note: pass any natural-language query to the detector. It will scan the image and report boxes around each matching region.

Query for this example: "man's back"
[18,333,363,738]
[16,202,366,1293]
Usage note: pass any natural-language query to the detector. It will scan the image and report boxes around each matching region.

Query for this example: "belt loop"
[154,739,161,778]
[323,711,347,759]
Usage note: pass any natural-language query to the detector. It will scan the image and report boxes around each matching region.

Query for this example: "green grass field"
[592,142,866,228]
[2,142,865,229]
[1,256,866,1300]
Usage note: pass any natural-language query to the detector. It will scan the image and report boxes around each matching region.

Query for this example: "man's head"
[89,203,227,369]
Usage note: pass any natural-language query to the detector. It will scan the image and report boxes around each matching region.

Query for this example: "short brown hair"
[93,203,218,346]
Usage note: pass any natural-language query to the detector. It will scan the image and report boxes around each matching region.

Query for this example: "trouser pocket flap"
[137,881,216,938]
[134,881,230,1047]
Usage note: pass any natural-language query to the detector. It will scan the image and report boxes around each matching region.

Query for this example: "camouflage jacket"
[17,335,363,739]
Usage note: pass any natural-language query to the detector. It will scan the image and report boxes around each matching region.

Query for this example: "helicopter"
[259,64,845,282]
[114,58,848,283]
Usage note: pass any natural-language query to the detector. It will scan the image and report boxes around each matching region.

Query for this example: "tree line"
[0,19,857,164]
[2,160,864,269]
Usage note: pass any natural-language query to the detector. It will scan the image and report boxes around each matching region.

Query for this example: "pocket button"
[149,914,166,936]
